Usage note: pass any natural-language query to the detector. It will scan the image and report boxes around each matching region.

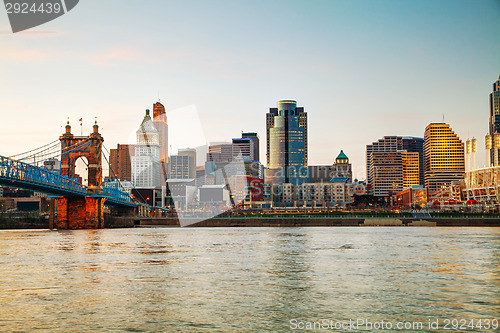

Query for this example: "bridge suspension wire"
[25,139,92,168]
[101,145,118,181]
[8,139,60,162]
[102,144,147,204]
[7,138,95,170]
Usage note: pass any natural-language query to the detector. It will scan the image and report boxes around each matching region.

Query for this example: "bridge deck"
[0,156,137,208]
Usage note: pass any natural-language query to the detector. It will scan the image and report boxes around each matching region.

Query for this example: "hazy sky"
[1,0,499,179]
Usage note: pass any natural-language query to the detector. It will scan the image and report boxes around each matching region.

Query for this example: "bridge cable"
[102,144,149,205]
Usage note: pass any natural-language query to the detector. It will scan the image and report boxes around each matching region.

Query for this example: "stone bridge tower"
[54,119,105,229]
[60,120,104,191]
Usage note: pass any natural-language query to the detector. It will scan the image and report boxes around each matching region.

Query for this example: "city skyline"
[1,0,499,180]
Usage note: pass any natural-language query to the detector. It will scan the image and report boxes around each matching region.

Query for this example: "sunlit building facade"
[401,151,420,188]
[152,102,168,164]
[109,144,134,181]
[424,123,465,199]
[366,136,423,196]
[464,166,500,203]
[368,152,403,196]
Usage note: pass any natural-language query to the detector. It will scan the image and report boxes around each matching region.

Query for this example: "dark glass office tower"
[489,75,500,165]
[266,100,308,185]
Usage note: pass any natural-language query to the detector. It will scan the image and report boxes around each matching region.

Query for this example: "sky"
[1,0,499,180]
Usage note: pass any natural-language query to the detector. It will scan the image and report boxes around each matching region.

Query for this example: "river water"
[0,227,498,332]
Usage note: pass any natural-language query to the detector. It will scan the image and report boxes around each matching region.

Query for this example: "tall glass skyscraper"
[266,100,308,185]
[488,75,500,165]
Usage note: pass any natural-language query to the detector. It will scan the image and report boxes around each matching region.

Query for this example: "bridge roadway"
[0,155,137,208]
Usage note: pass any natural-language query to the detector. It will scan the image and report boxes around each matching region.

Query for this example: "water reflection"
[0,227,498,332]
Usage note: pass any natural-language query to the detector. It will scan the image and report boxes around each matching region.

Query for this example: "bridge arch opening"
[74,156,89,186]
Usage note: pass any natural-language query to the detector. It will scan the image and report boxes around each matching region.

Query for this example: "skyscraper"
[488,75,500,165]
[169,154,193,179]
[178,148,197,179]
[241,132,260,162]
[132,109,161,188]
[207,143,233,163]
[109,144,134,181]
[366,136,424,196]
[368,152,403,196]
[153,101,168,183]
[424,123,465,198]
[266,100,308,185]
[152,101,168,163]
[232,137,254,160]
[366,136,424,187]
[400,151,420,188]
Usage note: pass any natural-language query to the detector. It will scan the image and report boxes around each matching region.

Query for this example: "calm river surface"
[0,227,498,332]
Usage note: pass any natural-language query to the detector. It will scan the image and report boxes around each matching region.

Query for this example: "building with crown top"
[332,150,352,182]
[132,109,161,188]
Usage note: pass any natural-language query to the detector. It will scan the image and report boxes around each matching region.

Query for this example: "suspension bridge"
[0,120,139,229]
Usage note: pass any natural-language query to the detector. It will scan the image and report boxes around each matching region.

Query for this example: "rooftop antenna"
[442,114,445,123]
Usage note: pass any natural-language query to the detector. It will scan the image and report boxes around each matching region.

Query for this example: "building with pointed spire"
[132,109,161,188]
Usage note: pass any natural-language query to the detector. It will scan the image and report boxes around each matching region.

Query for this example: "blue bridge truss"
[0,155,136,208]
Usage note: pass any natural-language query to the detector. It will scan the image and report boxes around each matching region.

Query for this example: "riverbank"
[137,217,500,227]
[2,215,499,229]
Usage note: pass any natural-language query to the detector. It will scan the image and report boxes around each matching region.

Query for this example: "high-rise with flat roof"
[232,137,254,160]
[109,144,134,181]
[424,123,465,198]
[178,148,196,179]
[241,132,260,162]
[366,136,424,196]
[424,123,465,197]
[266,100,308,185]
[366,136,424,187]
[368,152,403,196]
[169,154,193,180]
[207,143,233,163]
